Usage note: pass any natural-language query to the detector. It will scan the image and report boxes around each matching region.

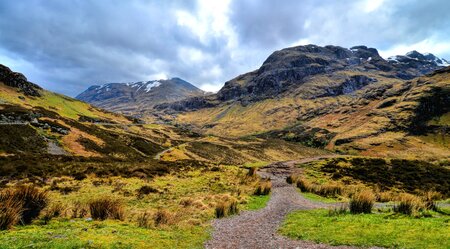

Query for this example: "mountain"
[157,45,448,112]
[154,45,450,160]
[0,64,324,164]
[76,77,205,116]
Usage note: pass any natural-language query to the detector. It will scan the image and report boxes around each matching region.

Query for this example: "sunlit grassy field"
[0,165,266,248]
[280,209,450,249]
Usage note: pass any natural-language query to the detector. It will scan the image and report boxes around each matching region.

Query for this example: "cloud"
[0,0,449,96]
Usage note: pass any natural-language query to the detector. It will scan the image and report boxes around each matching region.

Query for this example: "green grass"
[0,166,258,248]
[280,209,450,249]
[298,191,341,203]
[0,219,208,249]
[243,195,270,211]
[243,161,269,168]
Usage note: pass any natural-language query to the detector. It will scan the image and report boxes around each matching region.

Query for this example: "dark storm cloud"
[0,0,449,96]
[229,0,450,53]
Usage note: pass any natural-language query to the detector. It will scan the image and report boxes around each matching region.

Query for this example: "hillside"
[0,64,199,159]
[76,78,205,116]
[155,45,450,160]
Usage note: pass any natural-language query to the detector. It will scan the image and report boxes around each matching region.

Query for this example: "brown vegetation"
[0,196,23,230]
[153,209,175,227]
[215,199,239,218]
[254,181,272,195]
[394,193,425,215]
[349,190,375,214]
[0,185,48,225]
[89,197,125,221]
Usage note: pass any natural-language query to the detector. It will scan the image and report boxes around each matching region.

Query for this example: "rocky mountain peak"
[388,50,449,67]
[350,45,382,59]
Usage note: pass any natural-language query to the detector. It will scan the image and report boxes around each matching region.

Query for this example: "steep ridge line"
[205,156,381,249]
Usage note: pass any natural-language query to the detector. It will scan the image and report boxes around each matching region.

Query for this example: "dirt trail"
[205,156,361,249]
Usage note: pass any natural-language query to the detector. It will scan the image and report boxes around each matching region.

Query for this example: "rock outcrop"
[0,64,42,96]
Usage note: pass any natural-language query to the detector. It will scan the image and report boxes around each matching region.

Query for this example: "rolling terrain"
[0,45,449,249]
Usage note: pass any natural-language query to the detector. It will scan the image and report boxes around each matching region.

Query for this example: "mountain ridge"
[76,77,205,116]
[156,45,449,113]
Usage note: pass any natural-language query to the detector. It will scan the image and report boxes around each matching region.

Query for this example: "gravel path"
[205,157,363,249]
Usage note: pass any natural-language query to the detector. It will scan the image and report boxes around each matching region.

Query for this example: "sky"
[0,0,449,96]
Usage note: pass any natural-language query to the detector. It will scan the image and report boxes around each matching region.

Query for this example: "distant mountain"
[154,45,450,160]
[76,78,205,115]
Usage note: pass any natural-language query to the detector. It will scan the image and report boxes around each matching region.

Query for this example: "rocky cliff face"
[0,64,42,96]
[156,45,448,112]
[216,45,447,102]
[76,77,205,115]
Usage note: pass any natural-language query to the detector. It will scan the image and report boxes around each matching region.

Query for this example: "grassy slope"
[158,136,330,165]
[296,157,450,197]
[280,209,450,249]
[175,70,450,160]
[0,83,129,122]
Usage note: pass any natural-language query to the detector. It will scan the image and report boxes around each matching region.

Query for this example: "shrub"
[215,199,239,218]
[254,181,272,195]
[153,209,174,226]
[349,190,375,214]
[0,185,49,225]
[0,196,23,230]
[394,193,424,215]
[89,197,125,220]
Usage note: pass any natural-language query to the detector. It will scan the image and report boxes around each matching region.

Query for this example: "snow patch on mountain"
[144,81,161,92]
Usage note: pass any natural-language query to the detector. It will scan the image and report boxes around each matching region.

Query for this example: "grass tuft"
[137,211,152,228]
[41,202,67,224]
[254,181,272,195]
[328,204,348,216]
[349,190,375,214]
[215,199,239,218]
[0,185,49,225]
[0,195,23,230]
[89,197,125,221]
[247,167,257,177]
[394,193,424,215]
[153,209,175,227]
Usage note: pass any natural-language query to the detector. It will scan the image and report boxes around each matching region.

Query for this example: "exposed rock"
[0,64,42,96]
[315,75,377,98]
